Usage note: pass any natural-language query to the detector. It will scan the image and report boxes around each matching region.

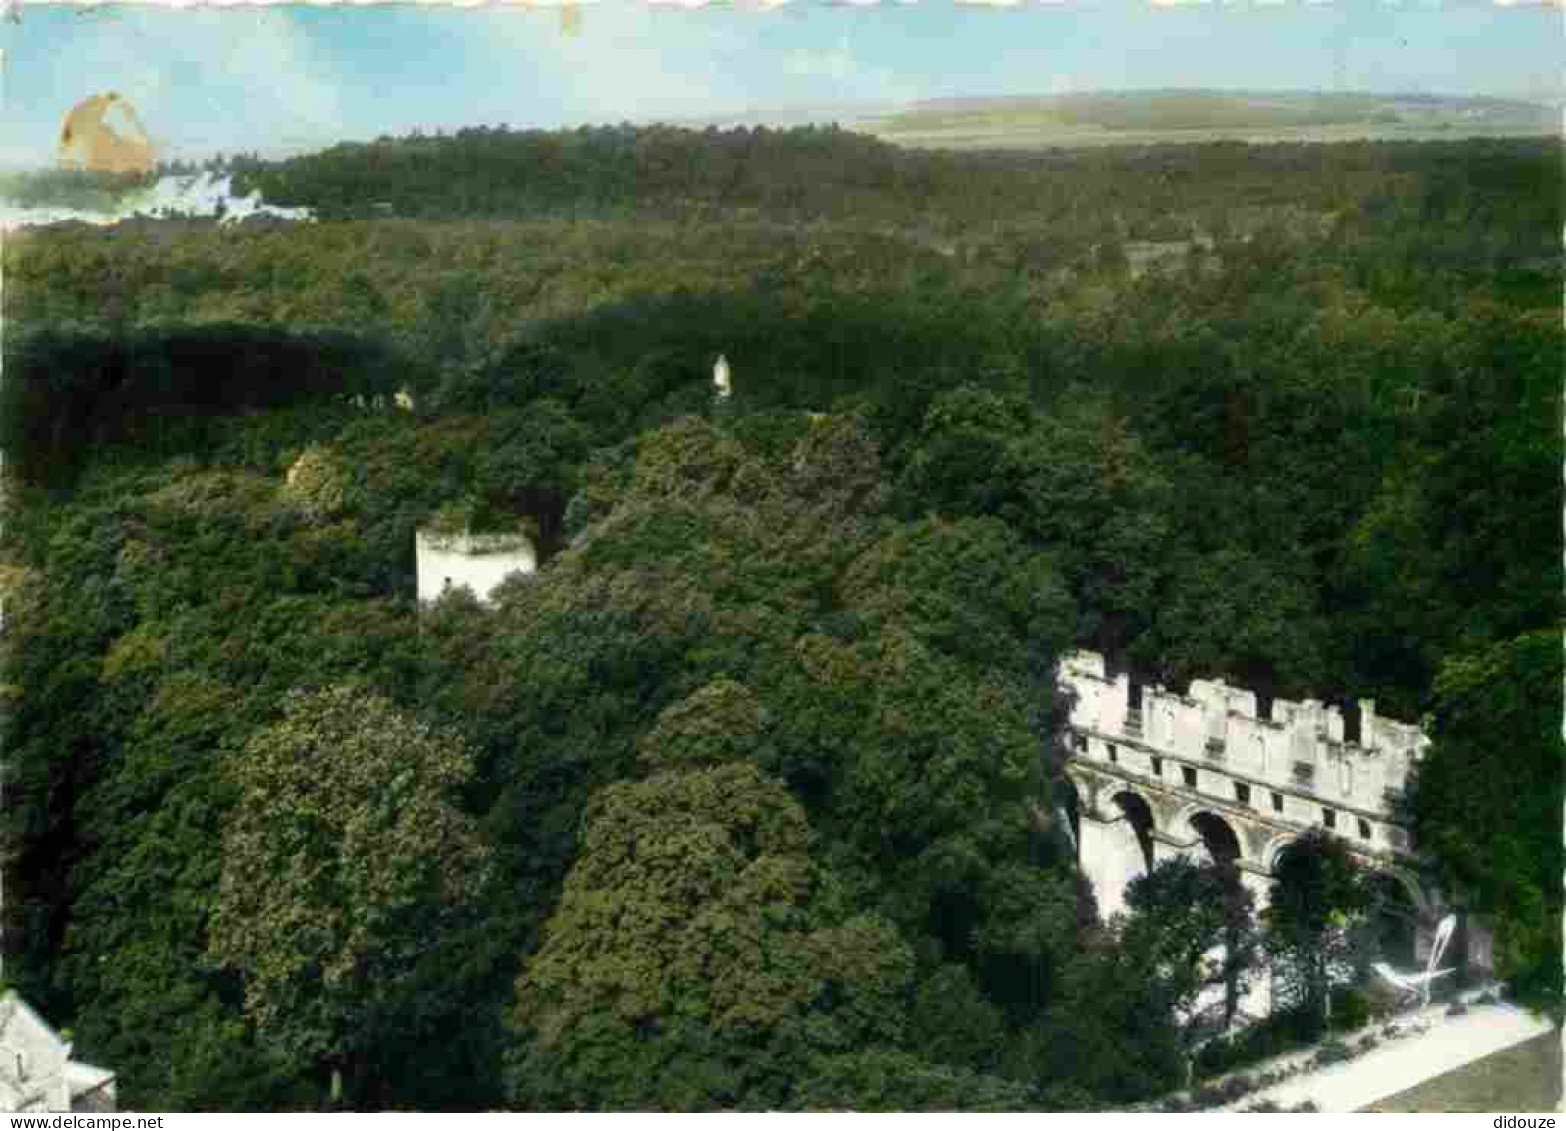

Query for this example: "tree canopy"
[2,123,1557,1110]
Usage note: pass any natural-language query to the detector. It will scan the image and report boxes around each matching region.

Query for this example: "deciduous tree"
[206,684,492,1106]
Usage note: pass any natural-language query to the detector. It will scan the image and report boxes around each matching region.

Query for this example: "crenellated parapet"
[1058,652,1478,977]
[1058,650,1428,831]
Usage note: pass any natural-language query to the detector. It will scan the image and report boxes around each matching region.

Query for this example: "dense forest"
[1,125,1560,1111]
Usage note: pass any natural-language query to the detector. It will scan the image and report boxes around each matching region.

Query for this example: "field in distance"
[857,90,1559,150]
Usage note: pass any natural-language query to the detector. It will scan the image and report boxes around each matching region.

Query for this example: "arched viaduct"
[1055,651,1487,996]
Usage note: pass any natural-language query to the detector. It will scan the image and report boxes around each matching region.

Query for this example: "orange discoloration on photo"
[58,92,156,175]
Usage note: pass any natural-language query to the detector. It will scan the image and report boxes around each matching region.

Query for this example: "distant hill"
[862,89,1558,150]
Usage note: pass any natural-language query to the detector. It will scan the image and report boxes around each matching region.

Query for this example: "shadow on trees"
[2,324,419,488]
[476,284,1032,461]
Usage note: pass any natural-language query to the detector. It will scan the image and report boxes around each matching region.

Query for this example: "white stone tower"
[415,529,536,606]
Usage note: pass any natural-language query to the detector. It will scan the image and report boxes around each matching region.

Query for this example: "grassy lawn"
[1361,1030,1562,1113]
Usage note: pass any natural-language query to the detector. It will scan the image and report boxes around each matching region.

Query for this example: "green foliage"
[1033,930,1187,1103]
[0,167,155,212]
[1192,1008,1315,1081]
[206,685,493,1103]
[637,679,772,771]
[898,389,1176,657]
[1409,631,1564,1005]
[1121,858,1260,1042]
[4,124,1558,1111]
[907,964,1009,1073]
[1314,1037,1354,1067]
[1264,830,1375,1036]
[792,1049,1037,1112]
[507,762,914,1110]
[281,446,355,521]
[1330,986,1373,1032]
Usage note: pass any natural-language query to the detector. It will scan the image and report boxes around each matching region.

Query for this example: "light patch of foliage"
[206,685,493,1103]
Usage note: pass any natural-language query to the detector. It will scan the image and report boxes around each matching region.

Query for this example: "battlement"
[1059,650,1428,818]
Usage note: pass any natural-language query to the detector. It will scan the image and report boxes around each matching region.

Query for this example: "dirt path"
[1360,1030,1561,1113]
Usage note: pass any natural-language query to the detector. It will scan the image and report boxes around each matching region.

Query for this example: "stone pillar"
[1235,863,1274,1019]
[1238,862,1272,918]
[1079,811,1149,921]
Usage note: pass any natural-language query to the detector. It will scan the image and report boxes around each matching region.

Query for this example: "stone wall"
[415,530,537,605]
[1060,650,1428,841]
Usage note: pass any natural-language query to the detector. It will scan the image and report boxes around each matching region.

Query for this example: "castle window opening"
[1150,756,1163,778]
[1344,702,1363,745]
[1074,734,1088,753]
[1271,791,1284,813]
[1358,817,1372,840]
[1322,807,1337,830]
[1234,782,1252,807]
[1107,743,1118,764]
[1182,766,1198,789]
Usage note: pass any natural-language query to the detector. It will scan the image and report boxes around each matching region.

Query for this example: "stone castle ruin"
[1057,650,1493,1009]
[414,529,536,606]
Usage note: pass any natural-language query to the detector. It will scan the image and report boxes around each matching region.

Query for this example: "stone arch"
[1259,836,1430,919]
[1169,802,1248,864]
[1187,810,1244,867]
[1364,863,1431,919]
[1363,869,1423,967]
[1108,788,1157,872]
[1260,831,1301,875]
[1063,764,1101,819]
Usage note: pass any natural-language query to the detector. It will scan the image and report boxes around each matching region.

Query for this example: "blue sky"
[1,0,1559,167]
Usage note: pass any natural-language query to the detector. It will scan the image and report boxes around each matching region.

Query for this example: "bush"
[1193,1035,1237,1079]
[1314,1038,1353,1067]
[1221,1075,1256,1103]
[1033,1084,1105,1112]
[1446,1001,1469,1017]
[1331,986,1372,1032]
[1190,1077,1227,1102]
[1192,1010,1315,1081]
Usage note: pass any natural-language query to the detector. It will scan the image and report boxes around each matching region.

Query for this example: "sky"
[0,0,1560,167]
